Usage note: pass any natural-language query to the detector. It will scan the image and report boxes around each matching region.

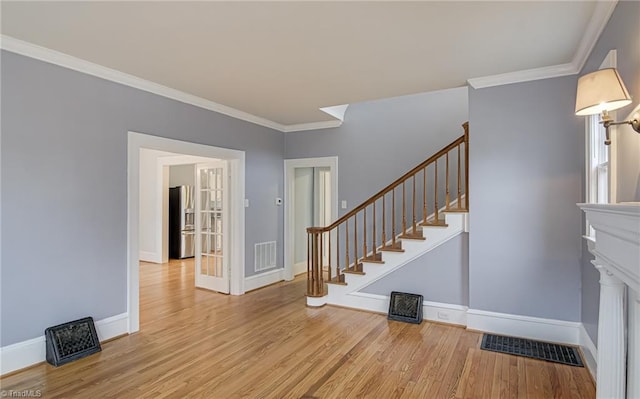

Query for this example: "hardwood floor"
[1,259,595,398]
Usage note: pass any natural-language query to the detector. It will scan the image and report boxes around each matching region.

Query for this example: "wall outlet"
[437,311,450,321]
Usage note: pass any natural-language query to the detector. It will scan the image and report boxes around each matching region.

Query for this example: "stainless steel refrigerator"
[169,186,195,259]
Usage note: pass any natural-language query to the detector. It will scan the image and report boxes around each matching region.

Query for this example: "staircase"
[306,123,469,309]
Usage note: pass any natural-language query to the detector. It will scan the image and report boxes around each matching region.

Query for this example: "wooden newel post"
[306,227,325,297]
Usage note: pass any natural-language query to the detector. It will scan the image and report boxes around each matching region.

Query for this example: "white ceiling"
[1,1,610,129]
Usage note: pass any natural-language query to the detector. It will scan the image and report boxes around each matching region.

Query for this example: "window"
[587,114,608,204]
[584,50,617,237]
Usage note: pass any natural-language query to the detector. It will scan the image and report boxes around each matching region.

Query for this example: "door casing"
[128,131,245,334]
[284,157,338,281]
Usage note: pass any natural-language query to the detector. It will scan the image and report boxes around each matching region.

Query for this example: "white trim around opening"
[127,132,246,334]
[284,157,338,282]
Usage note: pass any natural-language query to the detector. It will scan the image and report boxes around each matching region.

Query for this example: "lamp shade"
[575,68,632,116]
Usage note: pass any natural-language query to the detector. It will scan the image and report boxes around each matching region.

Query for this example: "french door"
[195,161,230,293]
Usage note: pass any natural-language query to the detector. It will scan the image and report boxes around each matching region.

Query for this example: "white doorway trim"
[128,132,246,334]
[284,157,338,281]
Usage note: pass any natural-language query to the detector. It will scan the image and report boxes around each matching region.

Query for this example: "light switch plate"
[341,200,347,209]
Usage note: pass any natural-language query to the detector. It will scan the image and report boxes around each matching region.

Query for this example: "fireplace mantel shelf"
[578,203,640,293]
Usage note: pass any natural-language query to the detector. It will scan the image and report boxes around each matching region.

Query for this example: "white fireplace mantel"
[580,203,640,291]
[578,202,640,399]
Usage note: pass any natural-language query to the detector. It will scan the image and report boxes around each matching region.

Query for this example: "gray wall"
[169,164,195,187]
[468,75,583,321]
[285,87,469,213]
[577,0,640,345]
[0,51,284,346]
[362,234,468,306]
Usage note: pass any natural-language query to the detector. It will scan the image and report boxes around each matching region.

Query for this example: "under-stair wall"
[361,233,468,307]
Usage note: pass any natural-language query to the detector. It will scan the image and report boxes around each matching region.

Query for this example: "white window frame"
[584,49,618,237]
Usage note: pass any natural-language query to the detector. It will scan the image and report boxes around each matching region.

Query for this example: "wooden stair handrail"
[306,122,468,298]
[308,122,469,234]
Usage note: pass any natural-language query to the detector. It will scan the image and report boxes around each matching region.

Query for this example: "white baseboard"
[293,262,307,276]
[579,324,598,381]
[340,292,468,326]
[467,308,581,346]
[139,251,162,263]
[423,300,468,326]
[244,268,284,292]
[0,312,129,376]
[0,336,46,377]
[94,313,129,342]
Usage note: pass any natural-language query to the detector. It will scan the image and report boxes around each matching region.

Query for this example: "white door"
[314,167,332,267]
[195,162,230,293]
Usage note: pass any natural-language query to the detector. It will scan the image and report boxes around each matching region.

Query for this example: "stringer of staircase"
[306,122,469,298]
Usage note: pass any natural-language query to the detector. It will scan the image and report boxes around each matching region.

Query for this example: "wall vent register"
[255,241,277,272]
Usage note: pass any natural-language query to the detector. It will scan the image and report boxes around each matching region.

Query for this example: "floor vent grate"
[45,317,101,367]
[388,291,423,324]
[480,334,583,367]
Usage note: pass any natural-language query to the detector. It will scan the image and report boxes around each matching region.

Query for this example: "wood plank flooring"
[0,259,595,398]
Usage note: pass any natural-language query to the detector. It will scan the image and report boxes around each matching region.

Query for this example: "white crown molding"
[572,0,618,73]
[467,63,576,89]
[0,35,341,133]
[2,0,618,121]
[468,0,618,89]
[282,119,342,133]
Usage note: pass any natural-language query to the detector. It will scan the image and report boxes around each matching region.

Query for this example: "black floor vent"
[45,317,101,367]
[480,334,583,367]
[388,291,423,324]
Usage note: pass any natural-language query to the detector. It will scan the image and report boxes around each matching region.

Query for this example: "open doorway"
[139,151,232,294]
[284,157,338,281]
[138,149,215,265]
[128,132,246,334]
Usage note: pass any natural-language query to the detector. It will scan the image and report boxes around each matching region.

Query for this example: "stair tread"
[362,253,384,264]
[327,274,347,286]
[380,242,404,252]
[421,221,448,227]
[443,207,468,213]
[399,233,426,240]
[343,269,365,275]
[343,263,365,275]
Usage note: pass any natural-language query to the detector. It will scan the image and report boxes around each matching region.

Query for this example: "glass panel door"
[195,161,229,293]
